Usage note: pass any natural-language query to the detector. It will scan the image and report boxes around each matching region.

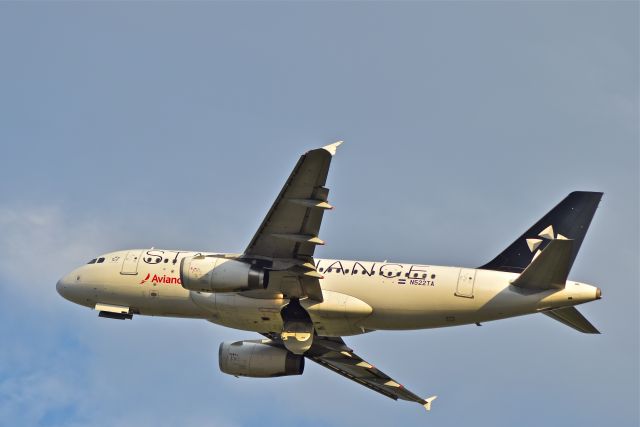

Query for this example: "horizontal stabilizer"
[543,306,600,334]
[511,239,573,291]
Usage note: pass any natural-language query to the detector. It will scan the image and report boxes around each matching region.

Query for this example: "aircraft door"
[121,250,142,275]
[455,269,476,298]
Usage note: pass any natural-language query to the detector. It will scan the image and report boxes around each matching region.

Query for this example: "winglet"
[423,395,438,411]
[321,140,343,156]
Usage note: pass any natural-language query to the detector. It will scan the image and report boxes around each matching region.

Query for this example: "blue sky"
[0,2,638,426]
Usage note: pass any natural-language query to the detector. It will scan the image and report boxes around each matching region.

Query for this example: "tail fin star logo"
[526,225,569,262]
[140,273,151,284]
[526,238,543,252]
[538,225,555,240]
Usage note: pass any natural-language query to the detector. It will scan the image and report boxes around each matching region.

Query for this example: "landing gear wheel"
[280,298,314,355]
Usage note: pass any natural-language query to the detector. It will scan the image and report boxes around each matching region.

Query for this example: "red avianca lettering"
[140,273,181,285]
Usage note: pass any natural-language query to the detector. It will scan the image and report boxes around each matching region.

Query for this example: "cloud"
[0,369,81,426]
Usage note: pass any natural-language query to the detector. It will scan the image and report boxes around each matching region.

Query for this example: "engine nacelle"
[219,340,304,378]
[180,256,267,292]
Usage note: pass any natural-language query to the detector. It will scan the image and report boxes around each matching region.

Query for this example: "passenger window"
[164,259,169,263]
[345,269,349,273]
[353,270,358,274]
[319,268,324,272]
[87,259,96,264]
[431,274,436,279]
[327,268,332,273]
[97,257,105,263]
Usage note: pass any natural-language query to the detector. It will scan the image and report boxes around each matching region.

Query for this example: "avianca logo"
[140,273,182,285]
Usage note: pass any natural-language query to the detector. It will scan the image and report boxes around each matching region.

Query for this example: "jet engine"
[219,340,304,378]
[180,256,268,293]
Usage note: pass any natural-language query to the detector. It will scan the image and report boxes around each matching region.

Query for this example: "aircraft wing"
[305,336,437,411]
[241,142,342,301]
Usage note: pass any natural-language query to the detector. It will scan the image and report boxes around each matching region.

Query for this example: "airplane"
[56,141,603,411]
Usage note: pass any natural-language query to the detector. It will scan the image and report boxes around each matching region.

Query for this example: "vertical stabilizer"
[480,192,603,273]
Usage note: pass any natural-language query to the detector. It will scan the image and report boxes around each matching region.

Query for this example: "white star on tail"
[527,225,569,262]
[526,238,542,252]
[538,225,555,240]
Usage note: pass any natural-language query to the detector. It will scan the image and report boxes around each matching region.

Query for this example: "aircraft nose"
[56,276,67,298]
[56,273,74,300]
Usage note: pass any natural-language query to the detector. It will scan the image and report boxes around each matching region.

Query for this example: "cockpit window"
[97,257,105,264]
[87,259,97,264]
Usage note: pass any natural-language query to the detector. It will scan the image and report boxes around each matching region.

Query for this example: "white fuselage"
[56,248,600,336]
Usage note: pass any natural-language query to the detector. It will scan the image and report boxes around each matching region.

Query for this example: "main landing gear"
[280,298,314,355]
